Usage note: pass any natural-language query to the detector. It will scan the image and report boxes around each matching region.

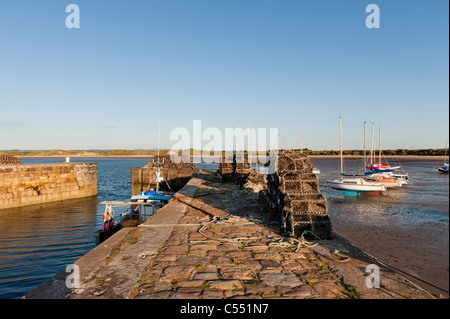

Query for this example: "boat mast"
[379,127,382,168]
[156,120,161,193]
[339,116,343,176]
[445,139,448,165]
[370,122,375,166]
[363,121,367,173]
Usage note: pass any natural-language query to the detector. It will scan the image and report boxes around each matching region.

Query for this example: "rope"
[328,249,351,262]
[139,223,202,228]
[327,196,448,207]
[319,180,328,192]
[357,248,449,296]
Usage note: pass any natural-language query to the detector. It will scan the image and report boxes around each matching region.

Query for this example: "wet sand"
[332,218,449,298]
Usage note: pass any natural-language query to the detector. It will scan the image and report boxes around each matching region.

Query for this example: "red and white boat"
[366,162,401,171]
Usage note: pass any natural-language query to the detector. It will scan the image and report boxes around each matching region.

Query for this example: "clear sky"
[0,0,448,151]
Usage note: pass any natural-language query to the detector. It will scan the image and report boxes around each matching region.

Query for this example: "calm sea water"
[0,157,448,299]
[315,158,449,228]
[0,158,149,299]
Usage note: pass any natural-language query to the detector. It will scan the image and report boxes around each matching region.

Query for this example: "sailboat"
[364,126,404,188]
[327,117,386,196]
[363,123,408,187]
[437,139,449,174]
[131,121,175,201]
[365,123,400,172]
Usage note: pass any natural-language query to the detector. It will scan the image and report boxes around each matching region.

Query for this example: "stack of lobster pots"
[218,153,235,182]
[219,152,253,185]
[233,152,252,186]
[0,153,22,164]
[145,154,198,170]
[264,153,332,240]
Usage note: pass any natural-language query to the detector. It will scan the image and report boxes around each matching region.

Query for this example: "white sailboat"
[327,117,386,196]
[364,124,408,187]
[364,127,403,188]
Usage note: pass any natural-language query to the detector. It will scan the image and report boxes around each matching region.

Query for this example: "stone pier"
[25,170,434,299]
[0,162,97,209]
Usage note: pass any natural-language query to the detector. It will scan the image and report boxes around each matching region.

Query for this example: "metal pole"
[339,117,343,176]
[370,123,375,165]
[379,127,382,169]
[364,121,367,172]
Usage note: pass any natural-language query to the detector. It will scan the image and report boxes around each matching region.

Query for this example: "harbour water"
[315,157,449,296]
[0,157,448,298]
[0,158,149,299]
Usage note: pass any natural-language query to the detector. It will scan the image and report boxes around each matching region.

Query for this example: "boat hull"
[94,223,122,245]
[438,167,449,174]
[131,191,174,201]
[327,180,386,192]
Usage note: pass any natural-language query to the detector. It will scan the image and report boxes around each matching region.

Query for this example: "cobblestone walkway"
[129,173,349,299]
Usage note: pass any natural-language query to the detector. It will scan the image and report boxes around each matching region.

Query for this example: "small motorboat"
[131,189,174,202]
[364,171,406,187]
[438,163,449,174]
[95,144,175,245]
[436,140,449,174]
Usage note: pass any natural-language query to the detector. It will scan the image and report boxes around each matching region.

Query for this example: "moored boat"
[328,178,386,194]
[327,117,387,196]
[438,163,449,174]
[436,140,449,174]
[366,162,401,172]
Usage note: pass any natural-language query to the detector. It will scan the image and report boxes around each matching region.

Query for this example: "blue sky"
[0,0,448,151]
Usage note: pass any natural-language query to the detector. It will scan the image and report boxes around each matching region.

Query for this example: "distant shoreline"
[18,154,447,160]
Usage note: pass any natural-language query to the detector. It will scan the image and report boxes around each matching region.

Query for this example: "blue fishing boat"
[131,189,174,202]
[438,164,449,174]
[436,140,449,174]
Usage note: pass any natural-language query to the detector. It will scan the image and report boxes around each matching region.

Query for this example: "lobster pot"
[220,153,235,165]
[258,189,268,204]
[220,167,234,182]
[287,214,332,240]
[263,153,333,240]
[219,152,252,184]
[233,158,251,183]
[283,195,329,216]
[234,167,253,185]
[145,154,198,170]
[234,152,250,165]
[279,173,319,194]
[277,154,313,173]
[219,153,235,182]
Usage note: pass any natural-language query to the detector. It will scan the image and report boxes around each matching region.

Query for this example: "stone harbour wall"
[130,167,196,196]
[0,162,97,210]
